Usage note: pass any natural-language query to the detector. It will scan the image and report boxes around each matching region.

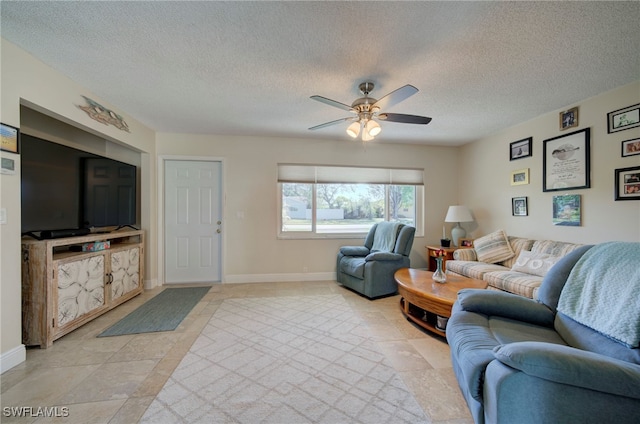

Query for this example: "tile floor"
[0,281,473,423]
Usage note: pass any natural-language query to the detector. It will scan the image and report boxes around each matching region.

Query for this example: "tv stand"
[21,229,144,348]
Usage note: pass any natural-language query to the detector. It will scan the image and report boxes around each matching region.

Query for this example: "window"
[278,164,423,238]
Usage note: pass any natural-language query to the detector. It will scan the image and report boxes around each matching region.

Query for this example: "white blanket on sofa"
[557,242,640,348]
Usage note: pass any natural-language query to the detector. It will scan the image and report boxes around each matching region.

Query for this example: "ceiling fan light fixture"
[361,129,374,142]
[366,120,381,137]
[346,121,361,138]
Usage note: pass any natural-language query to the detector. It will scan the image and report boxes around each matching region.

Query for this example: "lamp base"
[451,224,466,247]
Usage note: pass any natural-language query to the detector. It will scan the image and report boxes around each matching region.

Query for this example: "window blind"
[277,164,424,185]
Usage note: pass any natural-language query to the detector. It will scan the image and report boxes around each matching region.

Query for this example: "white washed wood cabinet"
[21,230,144,348]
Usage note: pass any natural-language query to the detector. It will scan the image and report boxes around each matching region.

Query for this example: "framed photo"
[621,137,640,157]
[510,168,529,186]
[543,128,590,192]
[512,197,528,216]
[459,238,474,247]
[614,166,640,201]
[0,123,20,154]
[560,107,579,131]
[607,103,640,133]
[552,194,581,226]
[509,137,532,161]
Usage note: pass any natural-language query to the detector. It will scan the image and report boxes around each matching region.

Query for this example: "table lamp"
[445,205,473,247]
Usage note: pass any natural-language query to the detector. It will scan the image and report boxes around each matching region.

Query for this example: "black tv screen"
[21,135,137,235]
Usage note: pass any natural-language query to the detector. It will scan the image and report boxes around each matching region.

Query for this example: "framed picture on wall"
[512,197,528,216]
[543,128,590,192]
[0,123,20,154]
[607,103,640,133]
[509,137,532,161]
[621,137,640,157]
[552,194,581,226]
[614,166,640,201]
[559,107,579,131]
[510,168,529,186]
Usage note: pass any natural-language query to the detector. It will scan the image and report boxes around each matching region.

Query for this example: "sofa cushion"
[446,260,508,280]
[483,270,543,299]
[531,240,582,256]
[536,245,593,310]
[511,250,562,277]
[501,237,536,268]
[338,257,365,279]
[474,230,515,264]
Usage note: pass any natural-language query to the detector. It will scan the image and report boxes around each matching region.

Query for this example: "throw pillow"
[473,229,515,264]
[511,250,562,277]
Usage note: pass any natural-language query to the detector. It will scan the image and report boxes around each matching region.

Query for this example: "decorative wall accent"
[543,128,590,192]
[560,106,579,131]
[607,103,640,133]
[76,96,130,132]
[510,137,532,160]
[552,194,581,226]
[0,122,20,154]
[615,166,640,201]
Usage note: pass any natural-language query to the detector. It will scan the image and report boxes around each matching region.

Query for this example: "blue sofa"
[446,242,640,424]
[336,222,415,298]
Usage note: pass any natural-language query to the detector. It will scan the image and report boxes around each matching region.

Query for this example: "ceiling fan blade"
[310,95,354,112]
[371,85,418,111]
[308,117,354,130]
[378,113,432,125]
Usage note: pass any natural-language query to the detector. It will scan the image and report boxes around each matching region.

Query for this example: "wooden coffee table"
[395,268,486,337]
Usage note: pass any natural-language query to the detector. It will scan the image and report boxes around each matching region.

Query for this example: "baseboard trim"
[144,278,159,290]
[224,272,336,284]
[1,344,26,374]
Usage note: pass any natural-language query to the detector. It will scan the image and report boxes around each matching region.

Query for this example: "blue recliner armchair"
[446,242,640,424]
[336,222,415,299]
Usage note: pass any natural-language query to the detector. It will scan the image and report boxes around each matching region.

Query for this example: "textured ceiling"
[1,1,639,146]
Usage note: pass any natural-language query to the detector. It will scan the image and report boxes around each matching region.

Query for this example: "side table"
[426,245,457,272]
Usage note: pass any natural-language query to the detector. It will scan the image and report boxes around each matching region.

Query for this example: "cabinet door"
[110,247,140,301]
[56,255,106,327]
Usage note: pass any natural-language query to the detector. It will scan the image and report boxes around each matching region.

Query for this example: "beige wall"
[0,39,157,372]
[459,81,640,243]
[156,134,460,282]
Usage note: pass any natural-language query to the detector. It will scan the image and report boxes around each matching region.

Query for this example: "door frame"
[157,155,226,286]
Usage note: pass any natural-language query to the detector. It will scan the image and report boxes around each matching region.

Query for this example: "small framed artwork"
[509,137,532,161]
[0,123,20,154]
[621,138,640,157]
[543,128,590,192]
[512,197,528,216]
[614,166,640,201]
[559,107,578,131]
[459,238,474,248]
[510,168,529,186]
[552,194,581,226]
[608,103,640,133]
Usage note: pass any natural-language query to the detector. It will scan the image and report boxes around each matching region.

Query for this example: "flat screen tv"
[21,135,138,238]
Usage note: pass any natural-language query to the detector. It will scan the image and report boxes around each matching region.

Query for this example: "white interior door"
[164,160,222,283]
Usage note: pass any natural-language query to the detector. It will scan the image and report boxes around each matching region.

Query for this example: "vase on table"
[433,257,447,283]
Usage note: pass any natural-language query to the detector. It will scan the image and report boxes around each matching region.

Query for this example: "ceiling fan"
[309,82,432,141]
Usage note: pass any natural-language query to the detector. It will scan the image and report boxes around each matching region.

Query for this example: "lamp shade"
[365,120,381,137]
[445,206,473,223]
[346,121,360,138]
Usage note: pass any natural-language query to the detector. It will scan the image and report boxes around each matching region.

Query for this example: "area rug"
[140,294,428,423]
[98,287,210,337]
